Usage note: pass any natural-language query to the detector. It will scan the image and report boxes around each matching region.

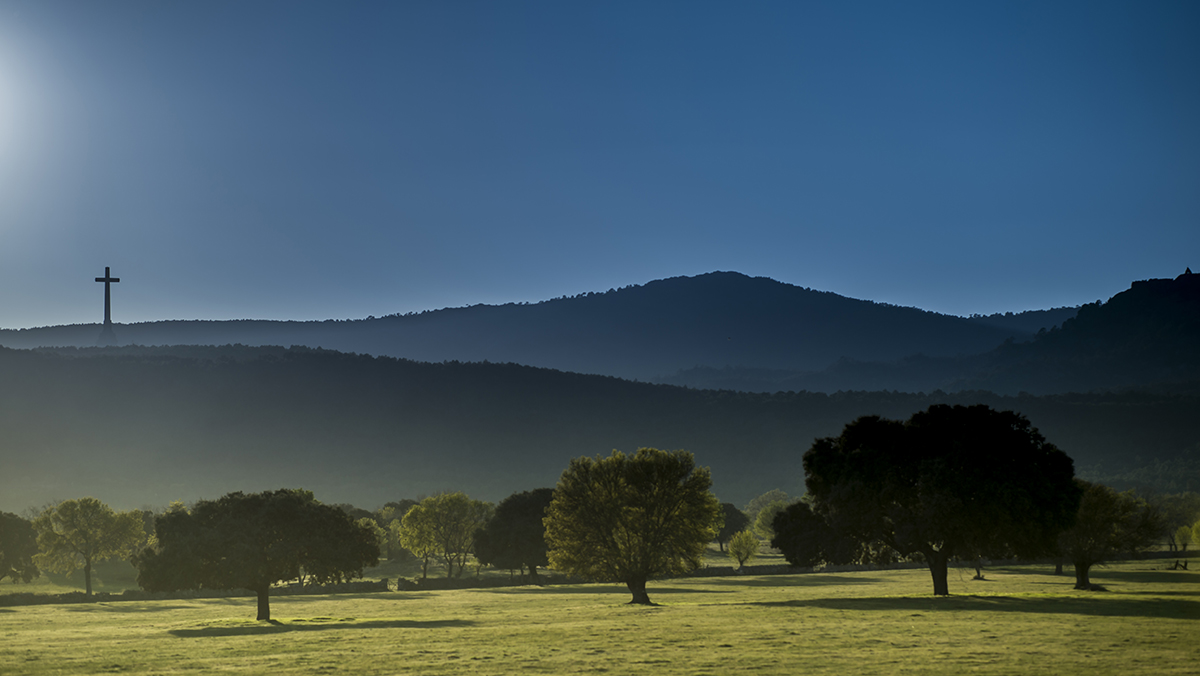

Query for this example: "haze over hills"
[0,270,1196,512]
[1,343,1196,514]
[0,272,1072,388]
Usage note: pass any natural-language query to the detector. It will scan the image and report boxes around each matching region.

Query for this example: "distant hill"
[1,344,1196,513]
[660,271,1199,394]
[0,272,1042,381]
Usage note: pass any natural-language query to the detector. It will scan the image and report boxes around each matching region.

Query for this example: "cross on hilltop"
[95,266,120,346]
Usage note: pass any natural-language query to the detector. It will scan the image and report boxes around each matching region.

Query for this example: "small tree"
[728,530,759,570]
[1058,480,1166,589]
[714,503,751,552]
[0,512,40,584]
[1176,525,1193,553]
[400,493,491,578]
[134,489,379,620]
[753,500,789,540]
[545,448,720,605]
[474,488,554,580]
[33,498,145,596]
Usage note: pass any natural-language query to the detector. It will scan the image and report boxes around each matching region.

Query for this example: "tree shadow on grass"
[477,585,735,596]
[66,604,199,613]
[741,594,1199,620]
[700,575,881,588]
[169,618,475,637]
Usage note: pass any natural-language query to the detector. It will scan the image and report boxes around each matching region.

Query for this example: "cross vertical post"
[95,266,121,345]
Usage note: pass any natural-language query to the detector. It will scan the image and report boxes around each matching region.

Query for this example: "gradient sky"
[0,0,1196,329]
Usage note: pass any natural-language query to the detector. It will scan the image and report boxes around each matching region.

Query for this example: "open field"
[1,559,1196,675]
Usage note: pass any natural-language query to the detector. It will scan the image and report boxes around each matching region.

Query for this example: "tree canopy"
[134,488,379,620]
[32,498,145,596]
[399,493,491,579]
[1058,480,1165,589]
[800,404,1082,595]
[727,530,759,570]
[473,488,554,580]
[0,512,40,584]
[544,448,720,604]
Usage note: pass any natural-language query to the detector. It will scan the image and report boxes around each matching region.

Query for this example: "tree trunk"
[84,558,93,597]
[1054,559,1063,575]
[1073,562,1092,590]
[626,578,652,605]
[926,551,950,596]
[256,585,271,621]
[529,565,540,583]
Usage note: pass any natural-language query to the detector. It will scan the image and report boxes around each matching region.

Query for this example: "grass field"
[1,558,1196,675]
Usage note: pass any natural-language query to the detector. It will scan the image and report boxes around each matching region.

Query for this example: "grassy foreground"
[1,561,1196,675]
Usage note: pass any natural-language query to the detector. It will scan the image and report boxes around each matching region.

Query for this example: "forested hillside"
[662,271,1200,394]
[1,344,1195,513]
[0,272,1034,381]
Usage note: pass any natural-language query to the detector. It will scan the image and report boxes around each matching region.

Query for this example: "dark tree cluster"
[0,512,39,584]
[775,405,1083,595]
[135,488,379,620]
[474,488,554,580]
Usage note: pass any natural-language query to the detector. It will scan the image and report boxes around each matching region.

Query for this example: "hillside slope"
[661,271,1199,394]
[0,272,1027,380]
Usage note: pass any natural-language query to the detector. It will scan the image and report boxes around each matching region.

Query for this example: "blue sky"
[0,0,1196,328]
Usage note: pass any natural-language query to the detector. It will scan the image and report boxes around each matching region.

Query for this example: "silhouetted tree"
[545,448,720,604]
[1058,480,1165,589]
[474,488,554,581]
[804,405,1082,595]
[771,500,864,567]
[134,489,378,620]
[715,503,751,552]
[33,498,145,596]
[0,512,39,583]
[400,493,491,578]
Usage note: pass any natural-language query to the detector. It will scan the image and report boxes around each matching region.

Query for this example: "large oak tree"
[544,448,720,604]
[134,488,378,620]
[801,405,1081,595]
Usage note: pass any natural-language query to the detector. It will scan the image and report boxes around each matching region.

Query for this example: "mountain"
[660,271,1200,394]
[1,344,1196,513]
[0,272,1041,381]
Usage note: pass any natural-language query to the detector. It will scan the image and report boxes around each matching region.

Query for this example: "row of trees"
[769,405,1181,592]
[3,404,1195,617]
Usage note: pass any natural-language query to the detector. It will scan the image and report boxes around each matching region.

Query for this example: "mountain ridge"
[0,271,1060,383]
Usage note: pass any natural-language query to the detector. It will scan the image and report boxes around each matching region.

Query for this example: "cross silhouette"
[95,266,120,344]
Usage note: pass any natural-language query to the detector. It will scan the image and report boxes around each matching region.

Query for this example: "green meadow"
[1,557,1196,675]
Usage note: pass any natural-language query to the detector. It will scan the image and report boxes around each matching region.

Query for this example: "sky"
[0,0,1196,328]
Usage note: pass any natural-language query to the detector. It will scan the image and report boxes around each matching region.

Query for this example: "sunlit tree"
[728,530,759,570]
[32,498,145,596]
[545,448,720,604]
[400,493,491,578]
